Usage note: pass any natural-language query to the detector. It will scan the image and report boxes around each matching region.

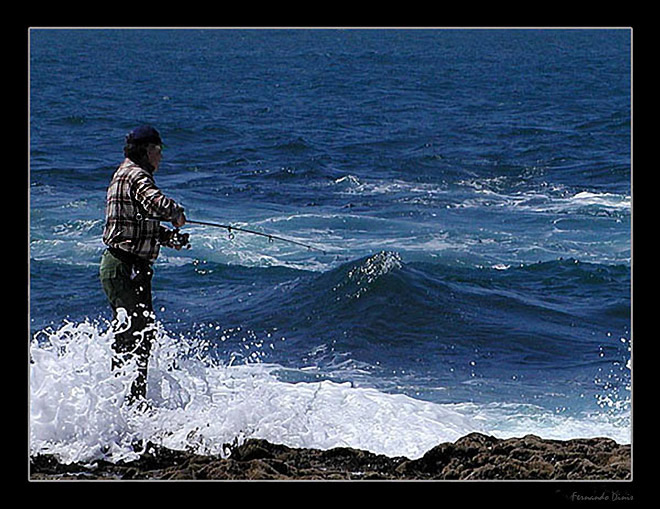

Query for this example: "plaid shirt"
[102,158,184,263]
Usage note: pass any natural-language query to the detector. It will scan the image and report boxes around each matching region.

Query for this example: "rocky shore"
[29,432,631,481]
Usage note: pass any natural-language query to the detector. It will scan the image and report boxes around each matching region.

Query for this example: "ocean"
[29,28,631,465]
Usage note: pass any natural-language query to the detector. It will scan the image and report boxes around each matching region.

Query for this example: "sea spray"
[29,318,493,464]
[30,319,137,463]
[30,319,631,466]
[342,250,403,300]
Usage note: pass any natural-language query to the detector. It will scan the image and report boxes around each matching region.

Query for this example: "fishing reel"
[162,228,191,250]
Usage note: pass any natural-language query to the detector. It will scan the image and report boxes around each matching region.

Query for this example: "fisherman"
[99,125,187,406]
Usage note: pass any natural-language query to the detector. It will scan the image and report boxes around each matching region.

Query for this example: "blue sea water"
[29,28,631,464]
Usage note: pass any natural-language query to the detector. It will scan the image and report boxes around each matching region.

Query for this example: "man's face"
[147,143,163,171]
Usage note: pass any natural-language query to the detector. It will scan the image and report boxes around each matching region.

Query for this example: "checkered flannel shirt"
[102,158,184,263]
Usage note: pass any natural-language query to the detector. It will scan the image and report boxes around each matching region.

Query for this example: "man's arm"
[132,172,185,225]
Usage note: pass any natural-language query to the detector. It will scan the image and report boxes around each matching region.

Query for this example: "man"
[99,125,186,405]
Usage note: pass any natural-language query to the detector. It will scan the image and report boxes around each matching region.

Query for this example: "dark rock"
[230,439,276,461]
[29,433,631,481]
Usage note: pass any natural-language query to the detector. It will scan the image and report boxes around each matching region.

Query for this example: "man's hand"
[173,212,186,228]
[160,227,190,250]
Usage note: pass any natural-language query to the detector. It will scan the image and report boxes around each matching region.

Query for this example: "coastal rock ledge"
[30,432,631,481]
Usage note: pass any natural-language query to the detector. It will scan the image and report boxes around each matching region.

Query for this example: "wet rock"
[29,433,630,481]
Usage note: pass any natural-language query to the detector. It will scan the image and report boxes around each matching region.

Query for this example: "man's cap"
[126,125,162,145]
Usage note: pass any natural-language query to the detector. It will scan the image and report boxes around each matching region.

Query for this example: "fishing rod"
[184,218,328,255]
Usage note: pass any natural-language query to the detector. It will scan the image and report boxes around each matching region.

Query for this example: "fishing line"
[186,219,328,254]
[157,218,328,255]
[143,215,334,255]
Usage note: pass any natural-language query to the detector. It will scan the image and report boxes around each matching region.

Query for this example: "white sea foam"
[52,218,103,237]
[527,191,631,214]
[29,319,483,464]
[333,175,449,198]
[454,178,630,216]
[569,191,631,209]
[29,238,106,268]
[463,402,631,446]
[29,319,631,466]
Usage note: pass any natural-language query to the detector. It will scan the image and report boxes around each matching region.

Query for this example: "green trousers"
[99,248,154,403]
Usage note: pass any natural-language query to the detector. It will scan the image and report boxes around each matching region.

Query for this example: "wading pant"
[99,248,154,404]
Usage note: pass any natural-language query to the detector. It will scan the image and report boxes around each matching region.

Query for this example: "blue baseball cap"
[126,125,162,145]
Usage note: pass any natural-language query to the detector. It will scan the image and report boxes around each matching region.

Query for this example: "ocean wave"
[198,253,630,375]
[29,319,486,464]
[29,318,629,466]
[327,173,630,226]
[454,179,630,215]
[529,191,630,214]
[331,174,449,200]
